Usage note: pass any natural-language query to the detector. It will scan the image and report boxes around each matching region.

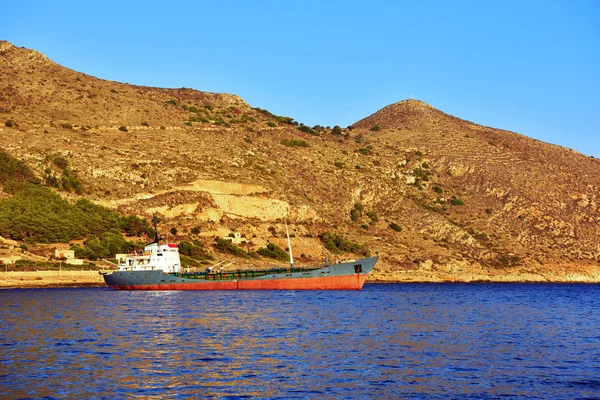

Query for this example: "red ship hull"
[109,273,369,291]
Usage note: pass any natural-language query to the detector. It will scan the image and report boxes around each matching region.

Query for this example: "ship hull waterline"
[103,256,378,291]
[105,273,369,291]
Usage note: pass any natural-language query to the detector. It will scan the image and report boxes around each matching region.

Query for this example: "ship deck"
[177,266,322,281]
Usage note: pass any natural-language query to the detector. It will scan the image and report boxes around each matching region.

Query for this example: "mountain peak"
[393,99,434,109]
[352,98,440,130]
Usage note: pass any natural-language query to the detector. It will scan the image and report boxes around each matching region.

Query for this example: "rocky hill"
[1,40,599,282]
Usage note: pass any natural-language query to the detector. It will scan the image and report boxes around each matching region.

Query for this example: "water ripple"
[1,284,600,398]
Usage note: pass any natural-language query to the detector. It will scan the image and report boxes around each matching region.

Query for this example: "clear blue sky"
[3,1,599,157]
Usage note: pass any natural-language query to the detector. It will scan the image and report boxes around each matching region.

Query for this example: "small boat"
[102,242,377,290]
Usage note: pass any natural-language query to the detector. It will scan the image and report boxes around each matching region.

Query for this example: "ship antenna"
[152,214,160,244]
[286,222,294,269]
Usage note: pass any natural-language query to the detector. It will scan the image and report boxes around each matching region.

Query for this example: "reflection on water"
[1,284,600,398]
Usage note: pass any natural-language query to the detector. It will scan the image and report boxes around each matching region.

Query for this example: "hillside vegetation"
[0,149,149,258]
[1,40,599,281]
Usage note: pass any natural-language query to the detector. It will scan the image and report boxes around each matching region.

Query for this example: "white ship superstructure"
[118,243,181,274]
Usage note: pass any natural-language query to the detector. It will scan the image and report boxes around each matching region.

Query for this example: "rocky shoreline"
[369,263,600,283]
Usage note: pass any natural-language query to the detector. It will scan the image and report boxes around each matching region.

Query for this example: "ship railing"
[118,265,158,272]
[174,263,327,280]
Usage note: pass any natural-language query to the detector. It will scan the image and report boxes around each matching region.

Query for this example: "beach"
[0,270,107,288]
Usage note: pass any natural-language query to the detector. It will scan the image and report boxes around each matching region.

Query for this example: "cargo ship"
[102,242,377,290]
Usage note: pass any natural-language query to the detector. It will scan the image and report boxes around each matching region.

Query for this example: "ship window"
[157,253,163,256]
[354,264,362,273]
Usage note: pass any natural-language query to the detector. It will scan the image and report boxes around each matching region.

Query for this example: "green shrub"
[52,155,69,169]
[45,174,59,188]
[166,100,177,106]
[60,167,83,194]
[350,203,364,222]
[191,226,201,235]
[214,237,250,258]
[118,126,128,132]
[0,150,36,189]
[491,254,521,268]
[119,215,151,236]
[252,107,275,118]
[277,116,295,125]
[411,167,431,186]
[170,227,178,235]
[370,125,381,131]
[0,184,124,242]
[334,161,344,168]
[298,125,315,135]
[357,147,372,155]
[366,211,378,223]
[141,121,149,126]
[318,232,369,256]
[450,197,464,206]
[257,242,288,261]
[214,119,230,128]
[5,120,14,127]
[178,240,213,260]
[389,222,402,232]
[331,125,343,136]
[71,230,142,260]
[282,138,309,148]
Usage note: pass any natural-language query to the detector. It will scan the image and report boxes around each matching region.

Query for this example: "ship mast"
[286,222,294,269]
[152,214,161,244]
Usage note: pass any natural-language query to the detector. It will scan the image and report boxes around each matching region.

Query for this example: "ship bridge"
[118,243,181,274]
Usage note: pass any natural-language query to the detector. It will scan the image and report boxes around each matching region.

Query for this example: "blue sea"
[1,284,599,399]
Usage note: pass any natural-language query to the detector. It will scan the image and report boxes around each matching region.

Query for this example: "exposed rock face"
[1,41,599,281]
